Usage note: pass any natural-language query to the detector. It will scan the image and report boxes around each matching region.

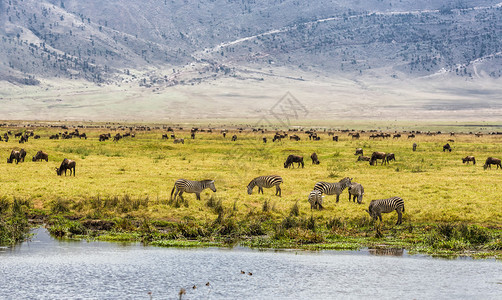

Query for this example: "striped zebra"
[170,179,216,201]
[313,177,352,202]
[366,196,405,225]
[348,182,364,204]
[247,175,283,196]
[308,190,324,210]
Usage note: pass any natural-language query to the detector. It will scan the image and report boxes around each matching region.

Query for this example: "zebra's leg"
[178,192,184,202]
[336,193,340,203]
[377,213,382,222]
[259,187,263,194]
[196,192,201,200]
[396,209,403,225]
[276,185,281,197]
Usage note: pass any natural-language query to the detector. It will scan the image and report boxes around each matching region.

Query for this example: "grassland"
[0,122,501,257]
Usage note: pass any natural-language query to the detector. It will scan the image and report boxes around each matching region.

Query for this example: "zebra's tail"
[402,205,405,213]
[170,185,176,200]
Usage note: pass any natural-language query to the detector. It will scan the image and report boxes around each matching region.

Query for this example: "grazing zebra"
[247,175,283,196]
[462,156,476,165]
[170,179,217,201]
[308,190,324,210]
[348,182,364,204]
[313,177,352,202]
[366,196,405,225]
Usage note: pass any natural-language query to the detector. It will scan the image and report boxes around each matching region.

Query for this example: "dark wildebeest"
[162,134,168,139]
[393,134,401,139]
[191,132,195,139]
[14,132,22,138]
[412,143,417,151]
[357,155,371,162]
[50,134,59,140]
[443,143,452,152]
[32,151,49,162]
[55,158,76,176]
[284,155,304,168]
[310,152,320,165]
[290,135,300,141]
[173,138,184,144]
[483,157,502,170]
[332,136,338,142]
[231,135,237,141]
[369,152,386,165]
[462,156,476,165]
[354,148,363,156]
[34,135,41,139]
[7,149,26,164]
[385,153,396,163]
[408,134,415,139]
[263,137,267,143]
[99,133,110,141]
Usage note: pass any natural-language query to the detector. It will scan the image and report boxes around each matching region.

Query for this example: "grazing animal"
[34,135,41,139]
[231,135,237,141]
[393,134,401,139]
[348,182,364,204]
[308,190,324,210]
[412,143,417,151]
[385,153,396,163]
[366,197,405,225]
[462,156,476,165]
[191,132,195,139]
[310,152,320,165]
[351,133,360,139]
[7,149,26,164]
[55,158,76,176]
[173,138,184,144]
[170,179,216,201]
[290,135,300,141]
[113,134,122,142]
[99,133,110,141]
[313,177,352,203]
[32,151,49,162]
[284,155,304,168]
[443,143,452,152]
[354,148,363,156]
[483,157,502,170]
[263,137,267,143]
[247,175,283,196]
[369,152,387,166]
[162,134,168,139]
[332,136,338,142]
[357,155,371,162]
[408,134,415,138]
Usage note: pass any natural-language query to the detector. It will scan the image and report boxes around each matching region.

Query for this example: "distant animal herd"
[3,126,501,225]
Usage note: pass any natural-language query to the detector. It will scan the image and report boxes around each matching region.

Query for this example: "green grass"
[0,123,501,256]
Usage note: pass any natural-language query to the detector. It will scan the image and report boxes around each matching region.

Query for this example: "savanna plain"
[0,121,501,258]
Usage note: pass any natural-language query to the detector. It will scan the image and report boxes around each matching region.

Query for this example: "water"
[0,228,501,299]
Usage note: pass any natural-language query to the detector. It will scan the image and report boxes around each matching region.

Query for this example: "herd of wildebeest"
[2,124,501,225]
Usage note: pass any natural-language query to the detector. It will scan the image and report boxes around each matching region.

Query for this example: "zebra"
[348,182,364,204]
[366,196,405,225]
[170,179,217,201]
[313,177,352,202]
[247,175,283,196]
[308,190,324,210]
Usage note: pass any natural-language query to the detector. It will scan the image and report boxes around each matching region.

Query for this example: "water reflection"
[0,228,500,299]
[368,247,404,257]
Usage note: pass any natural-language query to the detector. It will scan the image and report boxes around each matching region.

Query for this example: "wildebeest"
[7,149,26,164]
[50,134,59,140]
[191,132,196,139]
[483,157,502,170]
[354,148,363,156]
[99,133,111,141]
[462,156,476,165]
[162,134,168,139]
[357,155,371,162]
[263,137,267,143]
[412,143,417,151]
[443,143,452,152]
[34,135,41,139]
[173,138,184,144]
[369,152,386,165]
[113,133,122,142]
[55,158,76,176]
[284,155,304,168]
[385,153,396,163]
[310,152,320,164]
[408,134,415,139]
[393,134,401,139]
[19,135,28,143]
[290,135,300,141]
[332,136,338,142]
[231,135,237,141]
[32,151,49,162]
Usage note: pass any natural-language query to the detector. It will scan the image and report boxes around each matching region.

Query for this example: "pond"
[0,228,501,299]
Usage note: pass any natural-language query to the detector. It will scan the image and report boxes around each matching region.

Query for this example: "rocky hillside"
[1,0,502,86]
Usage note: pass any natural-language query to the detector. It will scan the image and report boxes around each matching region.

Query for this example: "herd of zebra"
[170,175,405,225]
